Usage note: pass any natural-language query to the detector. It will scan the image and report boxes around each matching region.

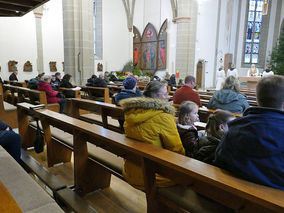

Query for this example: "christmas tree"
[269,23,284,75]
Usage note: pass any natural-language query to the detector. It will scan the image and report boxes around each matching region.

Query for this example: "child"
[194,109,235,164]
[177,101,200,157]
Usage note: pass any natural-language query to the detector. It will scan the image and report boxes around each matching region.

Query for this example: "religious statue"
[49,61,57,72]
[24,61,33,72]
[8,60,18,72]
[97,63,103,72]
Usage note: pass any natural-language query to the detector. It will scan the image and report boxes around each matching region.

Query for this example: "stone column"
[175,0,198,79]
[34,6,44,74]
[63,0,94,85]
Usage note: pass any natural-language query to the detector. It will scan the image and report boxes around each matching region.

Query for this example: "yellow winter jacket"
[120,97,185,190]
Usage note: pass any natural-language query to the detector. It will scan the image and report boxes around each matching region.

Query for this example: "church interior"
[0,0,283,212]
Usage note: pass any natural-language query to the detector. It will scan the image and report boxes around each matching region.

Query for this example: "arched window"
[244,0,264,64]
[93,0,102,59]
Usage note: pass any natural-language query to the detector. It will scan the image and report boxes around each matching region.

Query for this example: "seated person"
[38,75,66,113]
[177,101,200,157]
[93,74,108,88]
[208,76,249,114]
[194,109,235,164]
[115,76,142,105]
[120,81,185,190]
[262,65,274,77]
[0,76,3,84]
[9,70,18,81]
[86,75,97,86]
[247,64,259,77]
[169,74,176,85]
[215,75,284,190]
[27,73,44,89]
[109,72,118,82]
[104,71,110,83]
[173,75,201,106]
[0,121,22,164]
[54,72,62,87]
[60,74,75,98]
[49,75,57,90]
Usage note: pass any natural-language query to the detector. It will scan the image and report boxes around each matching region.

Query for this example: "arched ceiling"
[0,0,49,17]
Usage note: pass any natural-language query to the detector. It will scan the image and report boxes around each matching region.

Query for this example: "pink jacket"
[38,81,60,104]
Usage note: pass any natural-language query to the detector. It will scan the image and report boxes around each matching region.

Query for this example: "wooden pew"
[17,102,284,213]
[2,84,18,105]
[58,87,81,98]
[0,85,18,128]
[81,86,111,103]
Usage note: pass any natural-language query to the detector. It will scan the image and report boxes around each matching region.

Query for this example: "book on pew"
[72,86,81,91]
[29,104,46,110]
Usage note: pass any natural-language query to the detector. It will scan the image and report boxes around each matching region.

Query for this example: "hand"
[6,127,9,131]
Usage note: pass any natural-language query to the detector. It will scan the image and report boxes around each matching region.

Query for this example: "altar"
[239,76,261,90]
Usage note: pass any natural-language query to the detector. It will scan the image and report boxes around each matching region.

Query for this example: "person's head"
[251,64,256,69]
[178,79,184,85]
[91,74,97,79]
[184,75,196,89]
[43,75,51,83]
[104,71,109,76]
[231,64,235,69]
[178,101,199,126]
[223,76,240,92]
[13,70,18,75]
[55,72,61,79]
[51,75,56,81]
[171,74,175,78]
[99,73,104,79]
[37,73,45,80]
[144,81,169,101]
[123,76,137,90]
[257,75,284,110]
[266,65,272,71]
[206,109,235,139]
[63,74,72,82]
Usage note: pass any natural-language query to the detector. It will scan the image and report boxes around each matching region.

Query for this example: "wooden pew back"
[17,102,284,213]
[81,86,111,103]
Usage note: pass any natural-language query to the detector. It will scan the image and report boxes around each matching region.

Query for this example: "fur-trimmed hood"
[119,97,176,115]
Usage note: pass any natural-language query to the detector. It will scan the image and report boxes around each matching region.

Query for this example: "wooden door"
[196,61,203,89]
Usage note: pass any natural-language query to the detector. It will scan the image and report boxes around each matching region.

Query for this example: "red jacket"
[173,85,201,106]
[38,81,60,104]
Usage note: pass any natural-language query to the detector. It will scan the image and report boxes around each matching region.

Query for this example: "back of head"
[178,101,198,125]
[257,75,284,110]
[55,72,61,78]
[123,76,137,90]
[223,76,240,92]
[43,75,51,82]
[63,74,72,82]
[206,109,234,138]
[184,75,195,84]
[144,81,165,98]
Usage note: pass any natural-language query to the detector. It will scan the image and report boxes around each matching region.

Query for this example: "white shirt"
[228,68,238,78]
[262,70,274,77]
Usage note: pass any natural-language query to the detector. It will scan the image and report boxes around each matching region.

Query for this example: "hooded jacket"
[115,88,142,105]
[208,89,249,113]
[120,97,185,189]
[38,81,60,104]
[215,107,284,190]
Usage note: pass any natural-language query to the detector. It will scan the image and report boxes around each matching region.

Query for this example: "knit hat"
[123,76,137,89]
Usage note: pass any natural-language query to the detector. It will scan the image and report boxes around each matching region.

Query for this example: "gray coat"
[208,89,249,114]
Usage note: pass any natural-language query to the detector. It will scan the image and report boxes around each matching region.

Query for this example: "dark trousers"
[58,98,66,113]
[0,130,22,163]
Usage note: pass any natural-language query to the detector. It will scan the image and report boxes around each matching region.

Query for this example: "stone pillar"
[175,0,198,79]
[63,0,94,85]
[34,6,44,74]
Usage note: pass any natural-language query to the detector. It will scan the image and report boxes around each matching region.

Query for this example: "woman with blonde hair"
[208,76,249,113]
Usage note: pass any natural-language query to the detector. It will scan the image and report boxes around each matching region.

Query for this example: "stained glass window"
[244,0,264,64]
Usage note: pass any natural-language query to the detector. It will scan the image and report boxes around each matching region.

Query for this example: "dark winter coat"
[9,73,18,81]
[215,107,284,190]
[60,79,74,98]
[208,89,249,113]
[177,124,199,157]
[194,135,220,165]
[115,88,142,105]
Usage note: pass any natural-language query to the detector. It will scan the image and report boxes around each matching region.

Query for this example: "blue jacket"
[208,89,249,113]
[215,107,284,190]
[115,89,142,105]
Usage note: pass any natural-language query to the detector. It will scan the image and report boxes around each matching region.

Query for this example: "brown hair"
[206,109,235,139]
[223,76,240,92]
[143,81,166,98]
[178,101,198,125]
[184,75,195,84]
[63,74,72,82]
[257,75,284,109]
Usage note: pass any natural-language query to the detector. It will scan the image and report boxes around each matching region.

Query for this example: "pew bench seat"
[0,147,64,213]
[3,101,17,111]
[29,121,124,176]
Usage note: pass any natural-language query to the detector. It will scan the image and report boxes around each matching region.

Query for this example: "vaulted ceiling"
[0,0,49,17]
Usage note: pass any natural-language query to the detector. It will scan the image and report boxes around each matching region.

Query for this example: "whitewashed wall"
[0,0,64,82]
